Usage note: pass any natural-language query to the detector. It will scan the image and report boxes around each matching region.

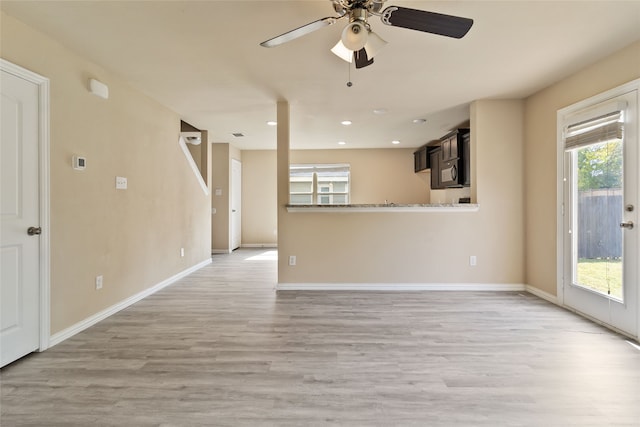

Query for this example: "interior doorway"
[231,159,242,250]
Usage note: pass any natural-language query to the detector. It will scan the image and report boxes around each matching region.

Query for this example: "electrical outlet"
[95,275,103,290]
[470,256,477,266]
[289,255,296,266]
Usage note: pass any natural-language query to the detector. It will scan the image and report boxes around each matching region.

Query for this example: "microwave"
[440,157,464,187]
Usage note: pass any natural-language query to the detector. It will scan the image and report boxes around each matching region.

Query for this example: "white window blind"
[564,111,624,150]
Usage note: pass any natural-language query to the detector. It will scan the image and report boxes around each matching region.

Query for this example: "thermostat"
[73,156,86,170]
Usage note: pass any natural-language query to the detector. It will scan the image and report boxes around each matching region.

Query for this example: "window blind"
[290,164,350,176]
[564,111,623,150]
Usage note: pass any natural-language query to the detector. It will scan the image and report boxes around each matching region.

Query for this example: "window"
[563,108,625,300]
[289,164,350,205]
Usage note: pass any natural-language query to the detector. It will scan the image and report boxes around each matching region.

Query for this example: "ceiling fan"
[260,0,473,69]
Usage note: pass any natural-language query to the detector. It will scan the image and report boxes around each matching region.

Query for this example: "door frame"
[1,59,51,352]
[556,78,640,339]
[230,158,242,250]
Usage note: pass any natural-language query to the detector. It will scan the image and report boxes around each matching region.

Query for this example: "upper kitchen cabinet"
[462,131,470,187]
[441,128,469,162]
[413,144,439,173]
[429,147,445,189]
[414,145,428,172]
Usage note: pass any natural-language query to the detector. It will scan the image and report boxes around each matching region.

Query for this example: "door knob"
[620,221,634,230]
[27,226,42,236]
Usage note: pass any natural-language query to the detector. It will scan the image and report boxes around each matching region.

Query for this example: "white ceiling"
[2,1,639,150]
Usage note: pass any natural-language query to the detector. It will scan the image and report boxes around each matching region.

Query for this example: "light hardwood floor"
[2,249,639,426]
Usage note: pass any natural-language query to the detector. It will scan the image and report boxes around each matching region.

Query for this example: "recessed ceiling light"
[266,121,277,126]
[413,118,427,124]
[341,120,352,126]
[392,140,400,145]
[373,108,388,115]
[338,141,346,145]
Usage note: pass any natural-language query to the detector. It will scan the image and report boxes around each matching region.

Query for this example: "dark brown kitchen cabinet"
[441,135,457,161]
[441,128,468,162]
[414,145,440,172]
[462,131,471,186]
[414,146,428,172]
[429,147,444,189]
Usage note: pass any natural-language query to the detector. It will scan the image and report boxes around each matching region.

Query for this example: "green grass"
[576,258,622,299]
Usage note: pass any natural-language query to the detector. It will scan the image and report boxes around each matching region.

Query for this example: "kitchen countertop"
[286,203,480,213]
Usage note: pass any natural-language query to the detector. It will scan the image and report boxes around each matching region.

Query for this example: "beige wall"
[524,40,640,296]
[241,150,278,246]
[277,100,525,285]
[1,12,212,334]
[241,148,431,246]
[211,144,230,251]
[187,143,202,173]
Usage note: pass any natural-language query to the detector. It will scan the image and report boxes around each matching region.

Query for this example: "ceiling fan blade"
[260,16,339,47]
[354,48,374,69]
[381,6,473,39]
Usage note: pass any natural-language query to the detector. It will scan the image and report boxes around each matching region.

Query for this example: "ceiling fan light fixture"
[331,40,353,63]
[341,21,369,51]
[363,30,387,58]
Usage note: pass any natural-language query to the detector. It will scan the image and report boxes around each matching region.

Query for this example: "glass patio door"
[561,88,638,338]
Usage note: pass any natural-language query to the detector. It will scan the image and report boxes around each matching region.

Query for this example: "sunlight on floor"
[245,250,278,261]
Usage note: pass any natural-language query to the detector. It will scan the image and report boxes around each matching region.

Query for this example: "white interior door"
[1,67,42,367]
[560,86,638,338]
[231,159,242,250]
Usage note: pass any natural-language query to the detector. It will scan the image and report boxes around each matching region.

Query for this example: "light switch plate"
[72,156,86,170]
[116,176,128,190]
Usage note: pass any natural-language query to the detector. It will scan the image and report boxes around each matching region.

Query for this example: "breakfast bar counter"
[286,203,479,213]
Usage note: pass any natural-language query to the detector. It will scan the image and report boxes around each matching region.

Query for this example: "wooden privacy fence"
[578,189,622,259]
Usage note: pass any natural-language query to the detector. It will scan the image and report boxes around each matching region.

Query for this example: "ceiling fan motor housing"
[334,0,386,16]
[349,6,369,24]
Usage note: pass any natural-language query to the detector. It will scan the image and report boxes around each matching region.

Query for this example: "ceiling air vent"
[232,132,244,138]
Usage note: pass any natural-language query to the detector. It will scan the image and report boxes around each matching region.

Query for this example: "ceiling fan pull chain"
[347,60,353,87]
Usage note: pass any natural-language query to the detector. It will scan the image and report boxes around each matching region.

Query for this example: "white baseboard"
[525,285,559,304]
[276,283,527,291]
[49,258,212,348]
[211,249,232,254]
[241,243,277,248]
